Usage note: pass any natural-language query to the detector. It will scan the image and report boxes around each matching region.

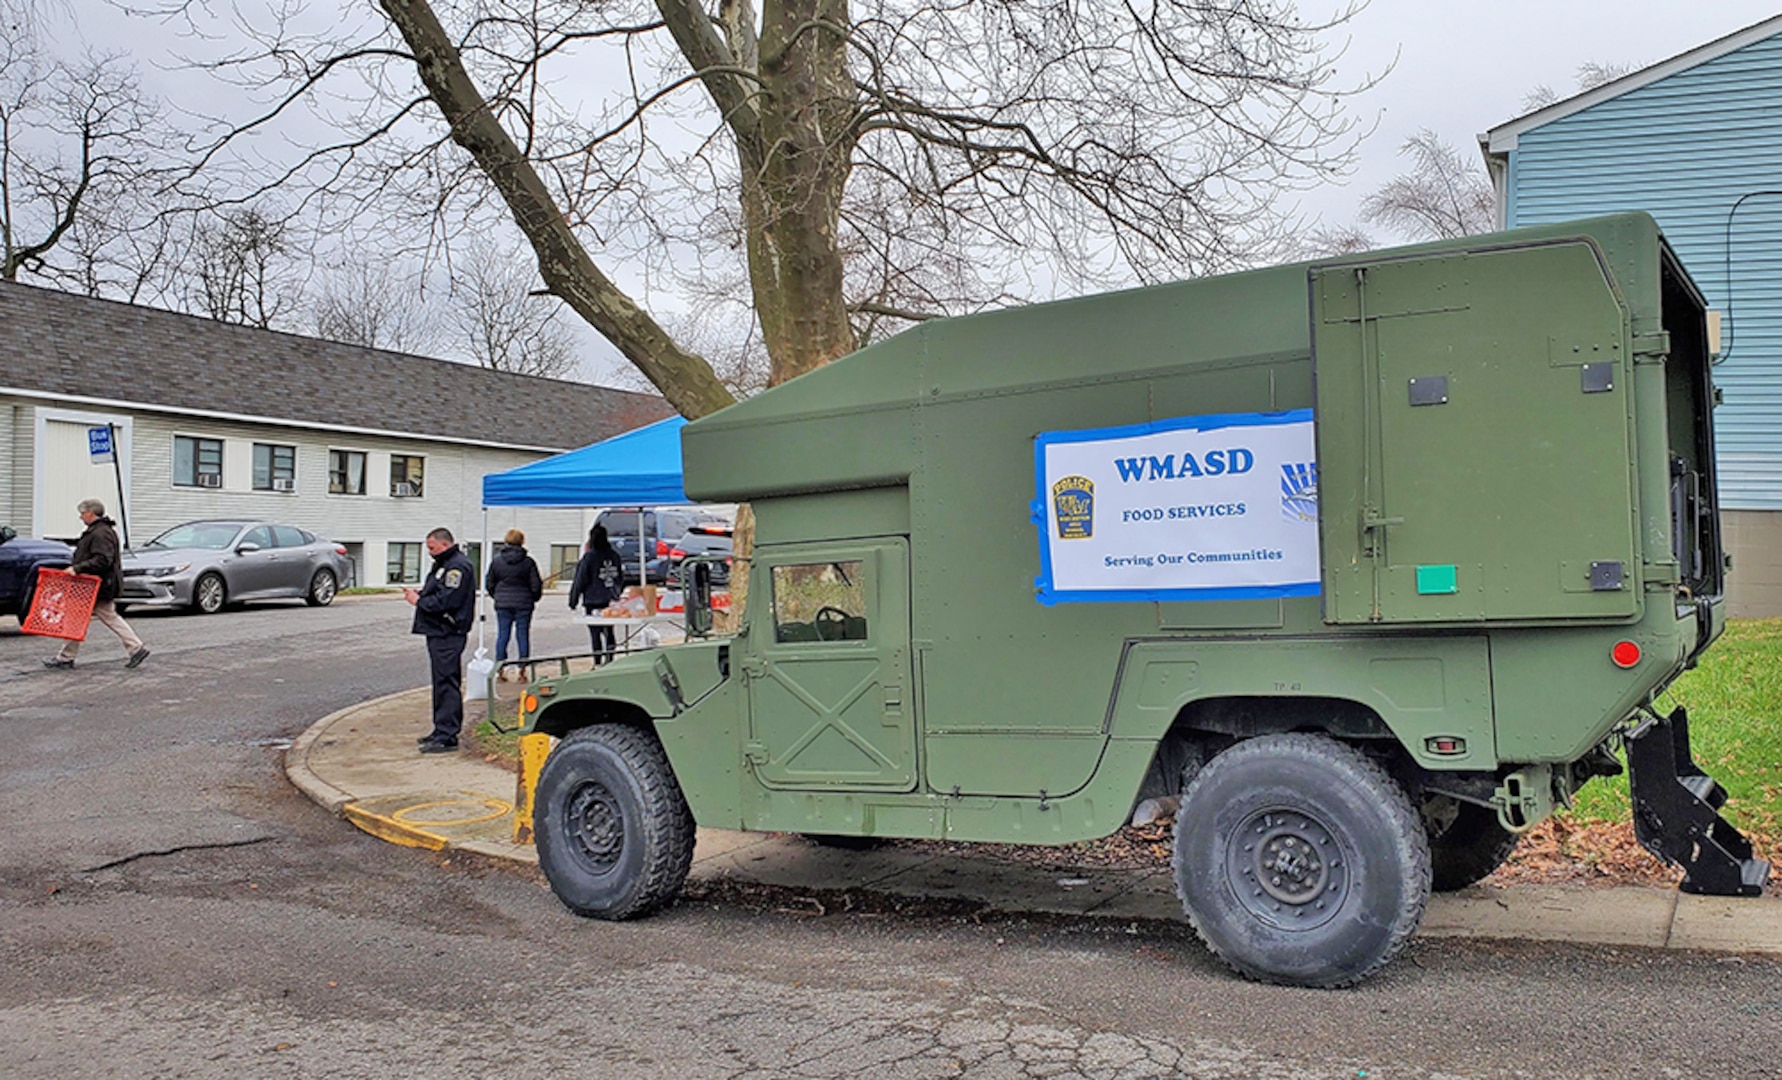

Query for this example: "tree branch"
[377,0,734,419]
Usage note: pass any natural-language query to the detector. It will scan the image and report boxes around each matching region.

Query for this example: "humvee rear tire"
[535,724,695,920]
[1426,799,1522,892]
[1172,733,1431,988]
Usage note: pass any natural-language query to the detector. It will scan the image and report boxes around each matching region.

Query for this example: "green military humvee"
[519,213,1768,987]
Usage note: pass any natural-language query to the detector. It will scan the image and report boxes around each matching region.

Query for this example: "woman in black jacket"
[484,528,543,675]
[568,524,624,664]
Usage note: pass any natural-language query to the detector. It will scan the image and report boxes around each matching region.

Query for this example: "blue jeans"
[494,607,533,663]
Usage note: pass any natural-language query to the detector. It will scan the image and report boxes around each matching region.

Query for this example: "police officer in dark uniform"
[404,527,477,753]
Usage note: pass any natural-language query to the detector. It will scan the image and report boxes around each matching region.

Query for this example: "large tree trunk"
[379,0,736,421]
[745,0,858,384]
[717,0,860,623]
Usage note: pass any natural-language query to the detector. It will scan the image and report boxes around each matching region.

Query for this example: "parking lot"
[2,594,1780,1078]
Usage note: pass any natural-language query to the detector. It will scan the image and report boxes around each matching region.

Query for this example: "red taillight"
[1611,641,1642,669]
[669,547,687,559]
[655,539,670,556]
[334,546,347,555]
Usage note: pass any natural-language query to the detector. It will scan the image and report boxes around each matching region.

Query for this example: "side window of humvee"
[771,560,868,643]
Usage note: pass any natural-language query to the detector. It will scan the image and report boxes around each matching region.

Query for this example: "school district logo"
[1281,462,1318,524]
[1053,475,1094,539]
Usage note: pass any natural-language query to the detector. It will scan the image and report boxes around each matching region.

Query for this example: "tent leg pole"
[479,507,489,651]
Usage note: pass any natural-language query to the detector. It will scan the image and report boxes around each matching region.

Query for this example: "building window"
[551,544,580,584]
[253,443,297,491]
[387,542,423,584]
[173,436,223,488]
[390,454,425,498]
[329,449,366,495]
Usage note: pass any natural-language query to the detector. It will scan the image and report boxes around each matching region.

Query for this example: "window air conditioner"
[272,477,296,492]
[196,473,222,488]
[393,482,416,497]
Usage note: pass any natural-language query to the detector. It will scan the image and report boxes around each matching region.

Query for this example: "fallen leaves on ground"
[889,817,1782,897]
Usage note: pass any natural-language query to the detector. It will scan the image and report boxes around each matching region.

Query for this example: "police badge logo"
[445,568,463,588]
[1052,475,1094,539]
[1280,461,1318,524]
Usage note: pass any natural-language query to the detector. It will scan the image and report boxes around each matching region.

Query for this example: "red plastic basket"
[21,568,101,640]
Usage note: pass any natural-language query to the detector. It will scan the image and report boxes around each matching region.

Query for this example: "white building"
[0,279,670,589]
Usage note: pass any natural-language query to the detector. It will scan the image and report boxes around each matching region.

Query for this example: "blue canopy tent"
[481,415,687,507]
[475,417,689,657]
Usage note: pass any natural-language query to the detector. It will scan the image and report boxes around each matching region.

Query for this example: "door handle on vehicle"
[883,684,903,718]
[739,657,766,678]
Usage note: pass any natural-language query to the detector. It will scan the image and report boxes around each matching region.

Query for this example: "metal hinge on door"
[744,741,768,765]
[739,657,765,679]
[1361,509,1403,556]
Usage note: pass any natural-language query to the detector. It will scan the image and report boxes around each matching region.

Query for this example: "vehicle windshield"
[144,523,243,550]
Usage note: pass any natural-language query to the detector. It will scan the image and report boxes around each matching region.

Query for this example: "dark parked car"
[664,523,734,587]
[0,525,72,621]
[120,520,352,614]
[594,507,725,585]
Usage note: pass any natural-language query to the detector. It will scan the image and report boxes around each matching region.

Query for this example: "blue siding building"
[1483,16,1782,616]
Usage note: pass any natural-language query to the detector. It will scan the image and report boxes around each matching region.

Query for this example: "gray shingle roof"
[0,279,671,451]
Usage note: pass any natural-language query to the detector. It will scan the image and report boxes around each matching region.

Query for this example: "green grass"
[338,586,389,596]
[1570,617,1782,841]
[470,696,524,766]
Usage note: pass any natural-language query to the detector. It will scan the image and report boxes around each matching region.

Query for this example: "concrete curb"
[283,691,1782,959]
[283,687,396,817]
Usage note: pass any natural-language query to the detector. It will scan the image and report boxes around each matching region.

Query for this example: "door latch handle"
[739,657,766,677]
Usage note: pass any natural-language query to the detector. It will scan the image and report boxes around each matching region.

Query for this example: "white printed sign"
[1032,410,1320,604]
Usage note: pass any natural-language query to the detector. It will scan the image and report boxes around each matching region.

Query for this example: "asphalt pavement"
[286,681,1782,960]
[8,595,1782,1077]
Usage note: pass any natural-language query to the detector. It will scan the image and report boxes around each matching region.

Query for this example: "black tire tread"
[1429,802,1522,892]
[538,724,695,920]
[1172,733,1431,989]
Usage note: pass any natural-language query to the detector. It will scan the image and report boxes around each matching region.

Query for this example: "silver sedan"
[120,520,352,614]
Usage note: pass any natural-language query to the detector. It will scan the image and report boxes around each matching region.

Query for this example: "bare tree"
[160,0,1370,618]
[164,0,1371,414]
[312,259,441,353]
[1357,130,1493,242]
[448,243,578,378]
[0,26,167,284]
[1522,60,1637,114]
[181,205,304,328]
[1294,223,1374,259]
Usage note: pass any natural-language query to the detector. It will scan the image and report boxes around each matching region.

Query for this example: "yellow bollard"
[513,732,554,844]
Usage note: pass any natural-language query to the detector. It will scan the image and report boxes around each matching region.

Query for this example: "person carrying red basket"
[44,498,149,670]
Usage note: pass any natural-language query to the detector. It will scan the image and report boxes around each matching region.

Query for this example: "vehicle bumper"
[118,577,195,606]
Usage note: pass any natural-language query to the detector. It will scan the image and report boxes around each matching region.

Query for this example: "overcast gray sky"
[61,1,1782,381]
[1298,1,1782,230]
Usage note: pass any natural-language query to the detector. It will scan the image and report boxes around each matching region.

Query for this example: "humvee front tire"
[1172,733,1431,988]
[535,725,695,920]
[1425,798,1521,891]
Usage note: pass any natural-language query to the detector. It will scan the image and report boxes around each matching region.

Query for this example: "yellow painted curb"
[343,802,449,851]
[342,793,514,851]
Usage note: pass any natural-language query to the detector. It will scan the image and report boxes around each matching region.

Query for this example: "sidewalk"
[285,687,1782,958]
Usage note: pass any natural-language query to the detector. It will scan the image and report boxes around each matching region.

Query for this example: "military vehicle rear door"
[742,538,916,791]
[1312,241,1640,623]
